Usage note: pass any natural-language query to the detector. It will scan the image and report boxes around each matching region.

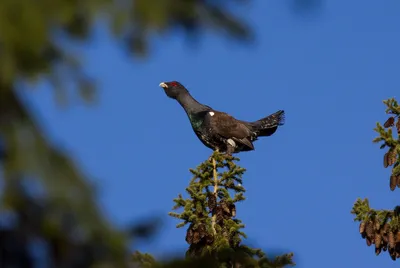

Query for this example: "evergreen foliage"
[351,97,400,261]
[165,151,294,268]
[169,152,247,257]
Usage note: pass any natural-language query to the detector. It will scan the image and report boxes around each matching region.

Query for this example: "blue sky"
[26,0,400,267]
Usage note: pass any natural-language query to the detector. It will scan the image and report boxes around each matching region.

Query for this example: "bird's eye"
[170,82,177,86]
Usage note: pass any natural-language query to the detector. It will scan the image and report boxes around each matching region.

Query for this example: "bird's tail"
[247,110,285,137]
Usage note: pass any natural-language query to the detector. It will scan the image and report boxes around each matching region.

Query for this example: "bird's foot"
[225,146,234,159]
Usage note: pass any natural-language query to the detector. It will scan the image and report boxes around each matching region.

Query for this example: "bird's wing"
[204,111,254,149]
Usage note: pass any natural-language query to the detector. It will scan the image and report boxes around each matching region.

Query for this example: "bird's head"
[159,81,188,99]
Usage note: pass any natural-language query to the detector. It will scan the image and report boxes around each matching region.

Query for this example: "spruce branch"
[351,97,400,261]
[169,151,295,267]
[372,98,400,190]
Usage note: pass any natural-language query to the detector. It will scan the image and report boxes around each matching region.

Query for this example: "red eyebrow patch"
[170,81,178,86]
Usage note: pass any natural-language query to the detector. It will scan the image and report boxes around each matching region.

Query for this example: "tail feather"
[248,110,285,137]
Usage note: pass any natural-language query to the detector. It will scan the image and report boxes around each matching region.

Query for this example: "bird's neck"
[176,92,209,115]
[176,92,210,130]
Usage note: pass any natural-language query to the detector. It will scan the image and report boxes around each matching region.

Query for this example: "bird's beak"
[159,82,168,88]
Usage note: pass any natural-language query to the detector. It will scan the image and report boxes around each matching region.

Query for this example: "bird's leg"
[224,139,236,159]
[225,145,234,157]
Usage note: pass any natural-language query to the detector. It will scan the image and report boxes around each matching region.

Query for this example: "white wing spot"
[209,111,215,116]
[227,138,236,147]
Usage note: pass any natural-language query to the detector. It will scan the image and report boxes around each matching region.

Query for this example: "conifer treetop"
[169,151,295,268]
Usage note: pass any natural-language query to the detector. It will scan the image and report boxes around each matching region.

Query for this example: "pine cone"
[366,221,374,238]
[389,150,397,165]
[383,223,390,234]
[192,230,201,244]
[186,227,194,244]
[375,233,382,248]
[397,118,400,134]
[197,223,207,239]
[375,246,382,255]
[384,117,395,128]
[383,233,389,244]
[366,237,372,246]
[389,231,395,249]
[390,175,398,191]
[374,219,381,231]
[208,193,217,211]
[359,221,366,234]
[384,150,397,168]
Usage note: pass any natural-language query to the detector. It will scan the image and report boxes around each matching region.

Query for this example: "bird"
[159,81,285,155]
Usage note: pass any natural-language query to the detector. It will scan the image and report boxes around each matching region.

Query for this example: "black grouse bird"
[159,81,285,155]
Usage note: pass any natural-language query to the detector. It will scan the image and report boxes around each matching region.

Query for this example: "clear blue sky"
[26,0,400,267]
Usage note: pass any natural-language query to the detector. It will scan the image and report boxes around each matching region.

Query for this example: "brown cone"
[383,233,389,244]
[383,223,390,234]
[374,219,381,231]
[384,117,395,128]
[197,223,207,239]
[388,150,397,166]
[366,221,374,238]
[375,233,382,248]
[389,231,395,249]
[359,221,366,234]
[192,230,201,244]
[186,227,194,244]
[390,175,398,191]
[384,152,389,168]
[384,150,397,168]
